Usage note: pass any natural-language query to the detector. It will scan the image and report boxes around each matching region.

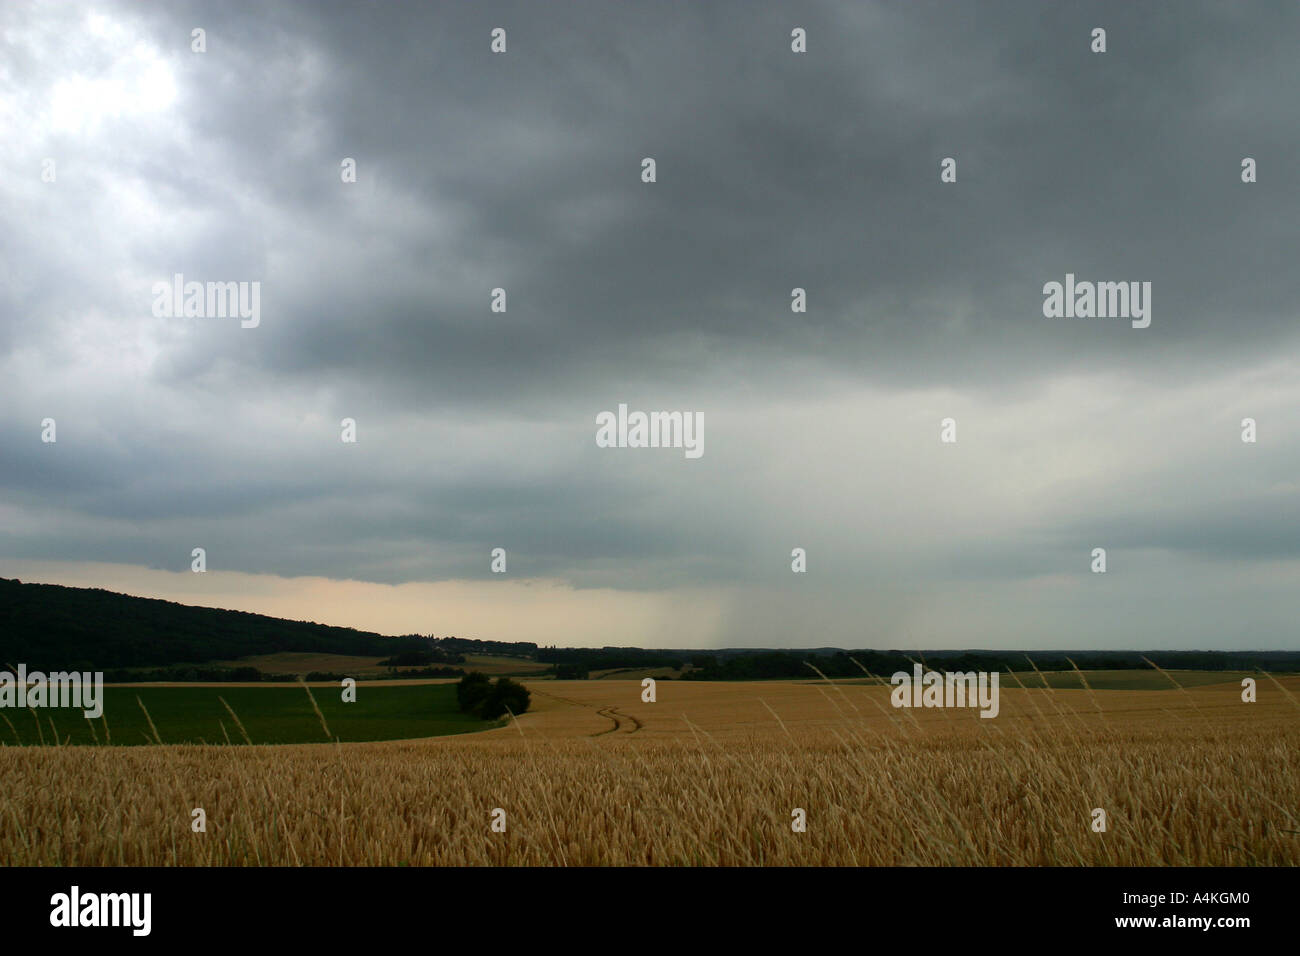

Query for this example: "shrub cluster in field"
[456,672,530,720]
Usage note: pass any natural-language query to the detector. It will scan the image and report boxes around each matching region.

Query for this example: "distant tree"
[479,677,530,720]
[456,672,530,720]
[456,672,493,713]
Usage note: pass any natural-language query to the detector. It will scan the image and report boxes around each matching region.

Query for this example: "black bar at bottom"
[2,866,1277,942]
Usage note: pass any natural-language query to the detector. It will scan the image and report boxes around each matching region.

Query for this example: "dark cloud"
[2,1,1298,647]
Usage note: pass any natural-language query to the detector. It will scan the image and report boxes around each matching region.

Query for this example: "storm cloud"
[2,1,1298,648]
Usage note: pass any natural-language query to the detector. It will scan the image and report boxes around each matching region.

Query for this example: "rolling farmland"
[2,675,1296,866]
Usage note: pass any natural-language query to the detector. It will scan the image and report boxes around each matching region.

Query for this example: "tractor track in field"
[529,688,643,736]
[594,705,642,736]
[593,706,622,736]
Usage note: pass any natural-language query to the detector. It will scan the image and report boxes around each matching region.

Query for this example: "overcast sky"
[2,1,1298,649]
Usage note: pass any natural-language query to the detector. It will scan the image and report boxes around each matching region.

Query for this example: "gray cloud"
[2,0,1298,647]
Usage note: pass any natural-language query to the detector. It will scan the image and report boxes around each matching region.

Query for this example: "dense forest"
[0,577,431,669]
[430,635,538,658]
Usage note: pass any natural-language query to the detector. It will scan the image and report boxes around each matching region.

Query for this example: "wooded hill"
[0,577,429,670]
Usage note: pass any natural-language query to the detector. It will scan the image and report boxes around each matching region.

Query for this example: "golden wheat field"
[2,674,1298,866]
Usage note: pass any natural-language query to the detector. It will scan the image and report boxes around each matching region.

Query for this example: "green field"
[0,683,503,747]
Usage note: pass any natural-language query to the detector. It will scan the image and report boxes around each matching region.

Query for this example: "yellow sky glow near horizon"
[0,560,731,648]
